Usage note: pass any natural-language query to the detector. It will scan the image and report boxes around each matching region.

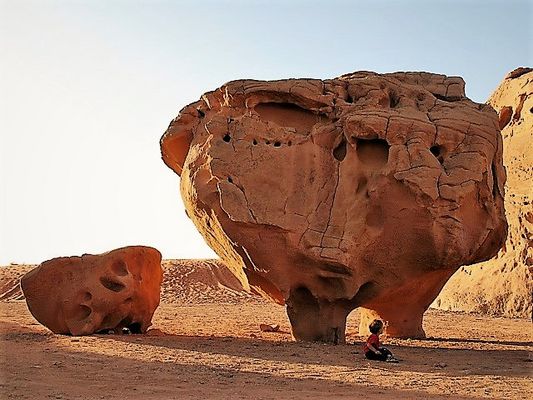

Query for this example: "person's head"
[369,319,384,334]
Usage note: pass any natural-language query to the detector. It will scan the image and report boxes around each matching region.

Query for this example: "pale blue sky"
[1,0,531,264]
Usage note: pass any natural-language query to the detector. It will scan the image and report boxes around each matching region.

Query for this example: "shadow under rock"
[423,336,533,347]
[1,324,475,400]
[103,332,532,378]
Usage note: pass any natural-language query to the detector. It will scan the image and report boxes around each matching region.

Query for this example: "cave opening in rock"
[430,145,445,164]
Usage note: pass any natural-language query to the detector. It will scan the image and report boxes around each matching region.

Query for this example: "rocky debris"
[21,246,163,335]
[434,68,533,319]
[161,71,507,342]
[259,323,280,332]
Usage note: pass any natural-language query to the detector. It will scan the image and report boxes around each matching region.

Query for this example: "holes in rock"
[288,141,292,146]
[254,102,322,134]
[252,139,258,145]
[389,90,400,108]
[345,94,354,104]
[75,305,92,320]
[110,260,128,277]
[227,176,233,183]
[82,292,92,302]
[265,140,271,145]
[430,145,445,164]
[100,277,126,292]
[355,138,389,167]
[530,107,533,114]
[197,109,205,118]
[333,138,347,161]
[434,93,460,102]
[274,141,281,147]
[430,145,440,156]
[223,133,231,142]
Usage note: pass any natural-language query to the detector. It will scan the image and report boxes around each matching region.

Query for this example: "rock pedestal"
[161,71,507,342]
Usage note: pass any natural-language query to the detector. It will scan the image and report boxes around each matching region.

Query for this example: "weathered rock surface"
[434,68,532,318]
[21,246,163,335]
[161,71,507,342]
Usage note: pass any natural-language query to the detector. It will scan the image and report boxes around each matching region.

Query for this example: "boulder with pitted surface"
[161,71,507,342]
[21,246,163,335]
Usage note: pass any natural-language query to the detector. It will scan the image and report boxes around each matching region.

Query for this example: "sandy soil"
[1,263,532,400]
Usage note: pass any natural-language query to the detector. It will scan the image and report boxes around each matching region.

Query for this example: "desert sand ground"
[1,261,532,400]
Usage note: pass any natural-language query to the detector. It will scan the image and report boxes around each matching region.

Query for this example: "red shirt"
[363,334,380,353]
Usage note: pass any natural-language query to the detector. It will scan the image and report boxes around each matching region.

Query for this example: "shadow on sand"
[0,322,486,400]
[99,330,532,378]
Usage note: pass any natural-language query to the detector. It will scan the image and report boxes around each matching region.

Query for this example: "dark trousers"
[365,346,393,361]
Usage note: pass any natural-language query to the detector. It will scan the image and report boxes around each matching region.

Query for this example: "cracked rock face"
[161,71,507,342]
[21,246,163,335]
[434,68,533,318]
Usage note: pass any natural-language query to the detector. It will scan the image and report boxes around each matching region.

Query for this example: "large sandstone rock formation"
[21,246,163,335]
[161,71,507,342]
[434,68,532,318]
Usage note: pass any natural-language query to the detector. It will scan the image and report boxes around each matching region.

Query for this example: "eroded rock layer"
[161,71,507,342]
[21,246,163,335]
[434,68,532,318]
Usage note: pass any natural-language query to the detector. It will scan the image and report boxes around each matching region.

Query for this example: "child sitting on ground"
[363,319,399,363]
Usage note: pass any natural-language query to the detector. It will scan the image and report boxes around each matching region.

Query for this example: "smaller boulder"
[21,246,163,335]
[259,323,280,332]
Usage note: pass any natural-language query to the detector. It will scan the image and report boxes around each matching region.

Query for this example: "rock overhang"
[161,71,508,342]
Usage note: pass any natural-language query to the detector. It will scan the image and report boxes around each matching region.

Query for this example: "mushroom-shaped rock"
[161,71,507,342]
[21,246,163,335]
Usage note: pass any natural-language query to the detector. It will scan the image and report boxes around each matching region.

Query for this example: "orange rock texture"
[434,68,532,318]
[161,71,507,342]
[21,246,163,335]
